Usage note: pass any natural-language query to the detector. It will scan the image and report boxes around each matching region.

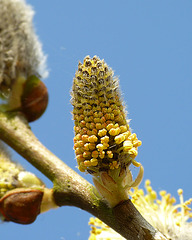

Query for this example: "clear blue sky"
[1,1,192,239]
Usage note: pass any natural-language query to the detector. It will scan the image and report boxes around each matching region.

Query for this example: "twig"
[0,112,167,239]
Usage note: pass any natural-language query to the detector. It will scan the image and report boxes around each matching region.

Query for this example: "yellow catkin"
[71,56,141,174]
[0,143,44,198]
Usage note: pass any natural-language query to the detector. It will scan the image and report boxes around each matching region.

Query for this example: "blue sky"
[1,1,192,239]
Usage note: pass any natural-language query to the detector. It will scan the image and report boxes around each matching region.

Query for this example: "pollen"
[98,129,107,137]
[109,161,119,170]
[107,151,113,158]
[88,135,98,143]
[71,56,141,174]
[100,136,109,144]
[123,140,133,150]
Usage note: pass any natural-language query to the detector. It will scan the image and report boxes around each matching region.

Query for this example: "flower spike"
[71,56,143,206]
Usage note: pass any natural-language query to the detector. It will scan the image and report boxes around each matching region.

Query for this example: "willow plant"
[71,55,143,207]
[0,0,191,240]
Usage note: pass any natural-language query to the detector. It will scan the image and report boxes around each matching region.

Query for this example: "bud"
[0,143,58,223]
[71,56,143,206]
[0,188,43,224]
[20,75,48,122]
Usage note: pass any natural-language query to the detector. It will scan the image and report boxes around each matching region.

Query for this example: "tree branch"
[0,112,167,240]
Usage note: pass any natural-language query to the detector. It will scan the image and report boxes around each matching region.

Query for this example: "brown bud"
[0,189,43,224]
[21,76,49,122]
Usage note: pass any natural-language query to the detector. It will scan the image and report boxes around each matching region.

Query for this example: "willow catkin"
[71,56,141,174]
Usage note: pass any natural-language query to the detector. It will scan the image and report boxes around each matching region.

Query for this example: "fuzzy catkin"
[0,0,48,94]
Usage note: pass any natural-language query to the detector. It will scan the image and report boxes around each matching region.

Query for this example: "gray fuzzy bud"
[0,0,48,94]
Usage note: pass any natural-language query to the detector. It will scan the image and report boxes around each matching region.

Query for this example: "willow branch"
[0,112,167,240]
